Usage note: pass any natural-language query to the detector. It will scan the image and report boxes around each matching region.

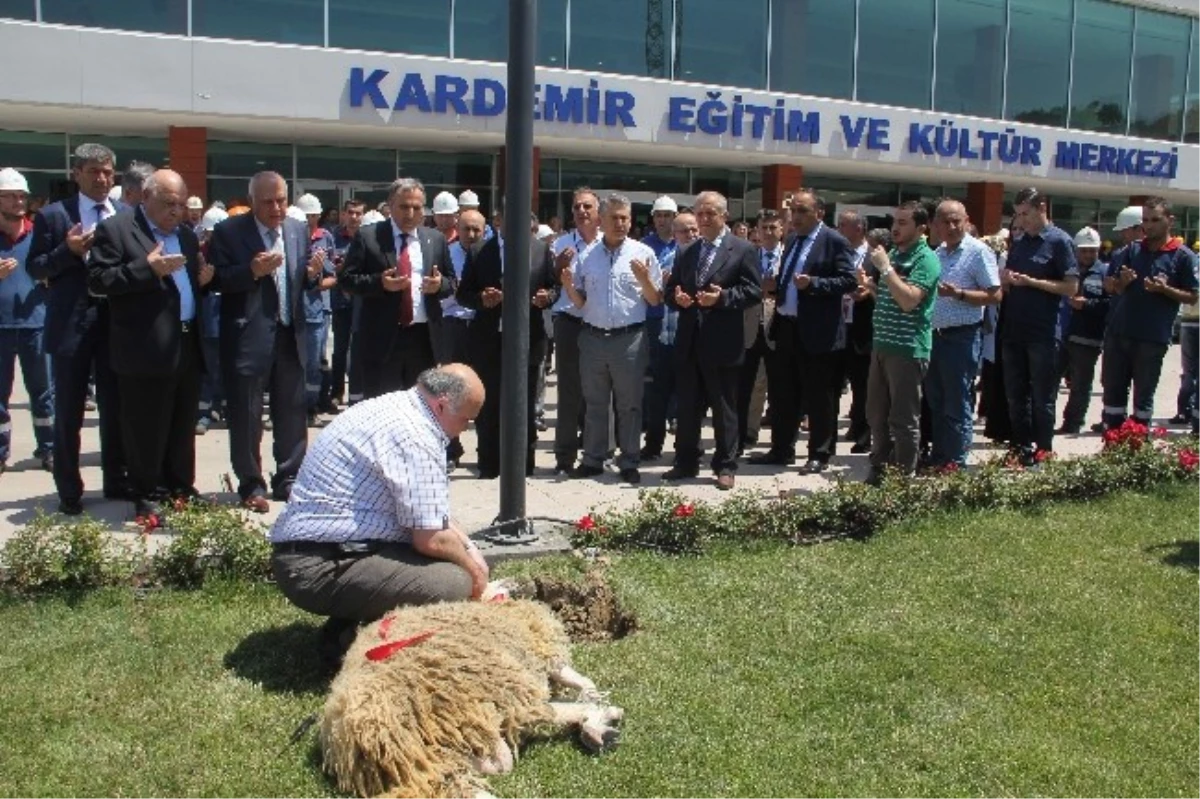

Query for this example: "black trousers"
[361,323,436,400]
[674,357,740,475]
[845,345,871,445]
[471,333,544,474]
[329,306,352,402]
[225,328,307,499]
[769,318,846,462]
[51,320,125,501]
[118,329,201,500]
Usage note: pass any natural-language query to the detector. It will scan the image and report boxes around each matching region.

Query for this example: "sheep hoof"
[580,705,624,754]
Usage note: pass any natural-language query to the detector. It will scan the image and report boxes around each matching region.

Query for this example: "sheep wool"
[321,599,572,798]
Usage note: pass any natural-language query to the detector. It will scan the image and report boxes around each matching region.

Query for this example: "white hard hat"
[0,167,29,193]
[1113,205,1143,232]
[186,195,204,211]
[361,210,386,225]
[285,205,307,222]
[432,191,459,215]
[536,224,554,240]
[458,189,480,208]
[651,195,678,214]
[1073,226,1101,248]
[295,193,322,216]
[199,207,228,232]
[108,185,122,202]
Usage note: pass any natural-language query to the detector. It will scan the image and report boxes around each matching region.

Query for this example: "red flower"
[673,503,696,518]
[1034,449,1055,463]
[576,514,597,532]
[1152,426,1169,438]
[1179,449,1199,472]
[173,497,187,511]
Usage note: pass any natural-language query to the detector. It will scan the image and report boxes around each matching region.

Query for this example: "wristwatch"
[878,266,894,280]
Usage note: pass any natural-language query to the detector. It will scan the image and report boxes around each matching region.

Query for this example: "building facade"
[0,0,1196,240]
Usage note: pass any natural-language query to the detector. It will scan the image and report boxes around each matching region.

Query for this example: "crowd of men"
[0,143,1197,516]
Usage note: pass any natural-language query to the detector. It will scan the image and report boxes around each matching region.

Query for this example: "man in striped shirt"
[863,201,941,485]
[269,363,487,666]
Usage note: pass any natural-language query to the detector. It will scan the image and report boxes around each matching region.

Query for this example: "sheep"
[320,594,624,798]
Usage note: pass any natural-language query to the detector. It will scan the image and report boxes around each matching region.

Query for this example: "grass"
[0,485,1196,797]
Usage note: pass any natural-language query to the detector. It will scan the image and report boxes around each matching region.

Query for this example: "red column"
[965,181,1005,235]
[762,163,803,211]
[497,145,540,213]
[168,126,207,203]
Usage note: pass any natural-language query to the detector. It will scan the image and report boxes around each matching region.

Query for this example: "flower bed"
[571,427,1199,555]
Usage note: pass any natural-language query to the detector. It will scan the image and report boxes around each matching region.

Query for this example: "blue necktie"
[698,240,718,285]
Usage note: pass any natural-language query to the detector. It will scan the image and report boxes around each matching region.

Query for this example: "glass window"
[539,158,560,193]
[856,0,934,109]
[398,151,491,190]
[68,135,167,170]
[207,177,253,208]
[560,159,688,194]
[676,0,767,89]
[1070,0,1133,134]
[297,145,395,183]
[41,0,186,33]
[691,169,748,201]
[194,0,322,47]
[1129,8,1191,140]
[1186,20,1199,143]
[329,0,449,56]
[769,0,854,100]
[207,140,293,178]
[1006,0,1070,126]
[569,0,672,79]
[0,130,66,172]
[934,0,1004,117]
[455,0,565,65]
[0,0,35,21]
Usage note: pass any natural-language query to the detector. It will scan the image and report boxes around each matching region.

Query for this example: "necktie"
[698,240,718,285]
[94,203,109,223]
[764,251,776,278]
[397,232,413,326]
[268,229,290,326]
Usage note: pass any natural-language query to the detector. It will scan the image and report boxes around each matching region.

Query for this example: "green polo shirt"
[872,238,941,359]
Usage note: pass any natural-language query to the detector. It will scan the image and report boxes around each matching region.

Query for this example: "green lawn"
[1,485,1196,797]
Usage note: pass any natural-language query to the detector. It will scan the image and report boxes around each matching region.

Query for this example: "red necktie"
[398,232,413,326]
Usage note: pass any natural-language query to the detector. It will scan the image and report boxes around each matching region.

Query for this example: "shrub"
[151,500,272,587]
[0,511,146,594]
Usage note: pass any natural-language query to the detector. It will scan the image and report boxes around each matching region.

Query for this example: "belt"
[934,321,982,336]
[555,313,583,324]
[582,321,643,337]
[273,540,394,556]
[181,320,195,334]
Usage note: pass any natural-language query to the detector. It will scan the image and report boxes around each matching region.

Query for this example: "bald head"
[141,169,188,232]
[249,171,288,229]
[418,364,485,437]
[934,199,970,248]
[457,209,486,247]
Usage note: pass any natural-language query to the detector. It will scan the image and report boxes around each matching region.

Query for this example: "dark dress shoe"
[477,470,499,480]
[241,495,270,514]
[850,441,871,454]
[619,468,641,485]
[134,498,160,518]
[271,482,293,502]
[571,464,604,479]
[661,466,699,481]
[639,446,662,461]
[39,452,53,472]
[1090,422,1107,433]
[102,484,135,501]
[716,473,735,490]
[749,451,795,466]
[802,459,829,474]
[58,498,84,516]
[1055,424,1081,435]
[1168,414,1190,425]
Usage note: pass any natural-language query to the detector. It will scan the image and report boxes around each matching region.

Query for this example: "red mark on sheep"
[365,630,437,662]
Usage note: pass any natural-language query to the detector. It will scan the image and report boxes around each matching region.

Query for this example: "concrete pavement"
[0,346,1188,547]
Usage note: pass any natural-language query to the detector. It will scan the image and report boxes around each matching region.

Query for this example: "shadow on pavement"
[224,621,334,695]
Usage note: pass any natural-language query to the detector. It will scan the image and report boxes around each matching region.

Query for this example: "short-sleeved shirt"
[573,236,661,329]
[1001,223,1078,343]
[641,231,676,321]
[1107,239,1199,344]
[551,230,601,317]
[932,233,1000,329]
[269,388,451,544]
[872,238,942,360]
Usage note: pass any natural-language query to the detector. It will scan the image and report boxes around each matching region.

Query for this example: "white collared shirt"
[573,236,661,329]
[81,197,116,233]
[551,229,601,316]
[144,208,195,322]
[392,221,427,324]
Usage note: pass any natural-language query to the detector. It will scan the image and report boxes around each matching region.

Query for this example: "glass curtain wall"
[1071,0,1134,134]
[1129,8,1191,139]
[768,0,855,100]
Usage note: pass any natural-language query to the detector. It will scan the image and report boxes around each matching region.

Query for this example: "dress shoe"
[661,466,698,481]
[194,419,209,435]
[639,446,662,461]
[748,451,795,466]
[241,495,270,514]
[619,468,641,485]
[477,470,499,480]
[0,461,5,476]
[271,482,293,502]
[134,498,160,518]
[1168,414,1190,425]
[1055,424,1081,435]
[37,451,53,472]
[716,473,735,491]
[102,484,135,501]
[850,441,871,454]
[1090,422,1107,433]
[571,464,604,479]
[802,459,828,474]
[58,498,84,516]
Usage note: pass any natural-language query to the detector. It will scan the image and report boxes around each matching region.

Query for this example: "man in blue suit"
[753,188,857,474]
[209,172,324,513]
[27,143,129,515]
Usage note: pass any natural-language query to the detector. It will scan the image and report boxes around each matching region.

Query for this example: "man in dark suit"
[753,188,857,474]
[27,143,128,515]
[663,191,762,490]
[456,209,559,478]
[87,170,214,516]
[339,177,453,399]
[209,171,324,512]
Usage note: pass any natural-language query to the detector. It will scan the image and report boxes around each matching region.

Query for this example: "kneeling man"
[270,363,489,663]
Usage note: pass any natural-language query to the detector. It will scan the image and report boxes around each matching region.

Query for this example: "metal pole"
[498,0,536,525]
